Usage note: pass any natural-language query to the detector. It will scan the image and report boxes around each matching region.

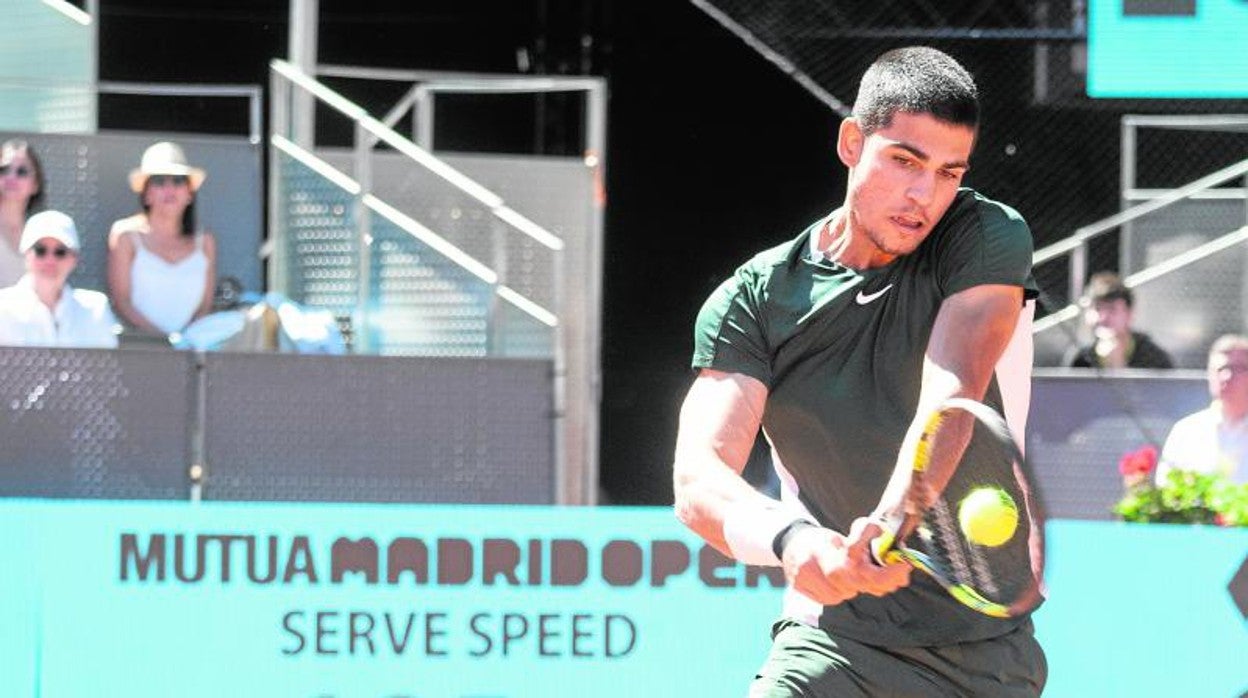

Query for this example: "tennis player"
[672,46,1043,696]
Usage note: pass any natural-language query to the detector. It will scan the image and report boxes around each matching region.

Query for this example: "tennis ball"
[958,487,1018,547]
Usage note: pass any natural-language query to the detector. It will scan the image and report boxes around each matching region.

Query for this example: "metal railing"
[1032,155,1248,333]
[269,59,563,353]
[98,81,264,142]
[1033,113,1248,336]
[315,63,607,160]
[1036,225,1248,332]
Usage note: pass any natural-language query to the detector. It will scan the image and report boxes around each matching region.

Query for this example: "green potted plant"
[1113,445,1248,526]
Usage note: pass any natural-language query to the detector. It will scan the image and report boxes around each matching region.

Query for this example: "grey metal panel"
[289,150,582,357]
[317,149,592,314]
[275,149,359,312]
[0,347,193,498]
[444,153,599,503]
[445,152,594,315]
[1028,370,1209,520]
[369,210,494,356]
[319,149,503,271]
[1033,313,1083,368]
[1123,199,1248,368]
[0,130,263,296]
[276,150,509,356]
[200,352,554,503]
[1132,247,1248,369]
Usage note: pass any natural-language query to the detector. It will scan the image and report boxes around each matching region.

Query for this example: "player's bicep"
[673,369,771,552]
[924,284,1024,400]
[674,368,767,479]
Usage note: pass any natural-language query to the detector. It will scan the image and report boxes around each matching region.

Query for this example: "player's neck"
[821,212,896,270]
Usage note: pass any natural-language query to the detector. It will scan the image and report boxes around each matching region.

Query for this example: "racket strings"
[944,496,1000,596]
[885,399,1048,618]
[924,498,1000,597]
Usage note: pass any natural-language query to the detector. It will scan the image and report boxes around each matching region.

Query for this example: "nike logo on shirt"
[855,284,893,305]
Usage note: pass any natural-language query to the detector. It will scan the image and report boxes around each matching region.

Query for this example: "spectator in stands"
[0,140,47,287]
[107,141,216,336]
[0,210,118,348]
[1065,271,1173,369]
[1157,334,1248,485]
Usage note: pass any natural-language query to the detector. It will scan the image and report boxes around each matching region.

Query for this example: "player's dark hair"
[851,46,979,136]
[1082,271,1133,309]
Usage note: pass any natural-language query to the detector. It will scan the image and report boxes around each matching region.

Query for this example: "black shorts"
[749,618,1047,697]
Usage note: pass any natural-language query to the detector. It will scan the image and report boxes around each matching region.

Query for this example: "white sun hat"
[128,141,207,193]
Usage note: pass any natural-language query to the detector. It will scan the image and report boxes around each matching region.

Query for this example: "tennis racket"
[870,397,1045,619]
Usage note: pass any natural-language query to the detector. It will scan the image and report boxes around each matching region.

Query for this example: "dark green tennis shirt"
[692,188,1040,646]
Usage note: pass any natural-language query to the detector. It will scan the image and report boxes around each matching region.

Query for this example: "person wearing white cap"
[107,141,217,336]
[0,210,118,348]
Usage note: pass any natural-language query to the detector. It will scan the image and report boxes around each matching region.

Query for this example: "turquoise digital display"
[1088,0,1248,97]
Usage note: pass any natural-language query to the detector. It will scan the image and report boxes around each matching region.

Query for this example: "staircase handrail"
[270,59,563,252]
[1031,155,1248,313]
[1035,225,1248,333]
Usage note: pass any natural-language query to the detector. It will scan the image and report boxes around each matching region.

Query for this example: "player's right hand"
[780,518,911,606]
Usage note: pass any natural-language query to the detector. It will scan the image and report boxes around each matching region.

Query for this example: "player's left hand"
[845,515,912,594]
[781,517,910,606]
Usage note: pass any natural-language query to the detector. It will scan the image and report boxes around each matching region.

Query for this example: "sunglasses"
[0,164,32,178]
[147,174,189,187]
[31,243,72,259]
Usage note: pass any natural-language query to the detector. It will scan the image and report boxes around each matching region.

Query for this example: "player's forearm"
[673,369,781,558]
[672,450,779,556]
[878,285,1023,518]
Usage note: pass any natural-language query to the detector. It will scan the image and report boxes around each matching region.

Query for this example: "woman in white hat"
[107,141,217,336]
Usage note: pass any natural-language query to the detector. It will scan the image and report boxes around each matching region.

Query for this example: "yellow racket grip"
[869,528,902,566]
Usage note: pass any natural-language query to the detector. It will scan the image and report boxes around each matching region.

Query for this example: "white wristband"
[721,501,807,567]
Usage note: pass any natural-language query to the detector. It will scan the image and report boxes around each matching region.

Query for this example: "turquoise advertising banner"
[1087,0,1248,98]
[1035,520,1248,697]
[1,501,1245,697]
[0,500,784,698]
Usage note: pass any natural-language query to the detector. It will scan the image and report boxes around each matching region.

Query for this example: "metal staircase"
[268,59,607,504]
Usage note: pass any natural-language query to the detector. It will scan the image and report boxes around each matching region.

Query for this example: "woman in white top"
[0,140,46,287]
[107,141,217,335]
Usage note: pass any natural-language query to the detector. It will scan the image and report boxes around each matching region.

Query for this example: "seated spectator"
[0,139,46,287]
[1157,334,1248,484]
[107,141,217,336]
[1065,271,1173,369]
[0,210,118,348]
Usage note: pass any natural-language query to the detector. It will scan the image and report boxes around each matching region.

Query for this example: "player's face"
[838,112,974,265]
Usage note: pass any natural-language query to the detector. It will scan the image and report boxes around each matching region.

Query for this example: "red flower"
[1119,445,1158,486]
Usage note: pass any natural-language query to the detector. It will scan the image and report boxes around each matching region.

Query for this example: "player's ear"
[837,118,864,167]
